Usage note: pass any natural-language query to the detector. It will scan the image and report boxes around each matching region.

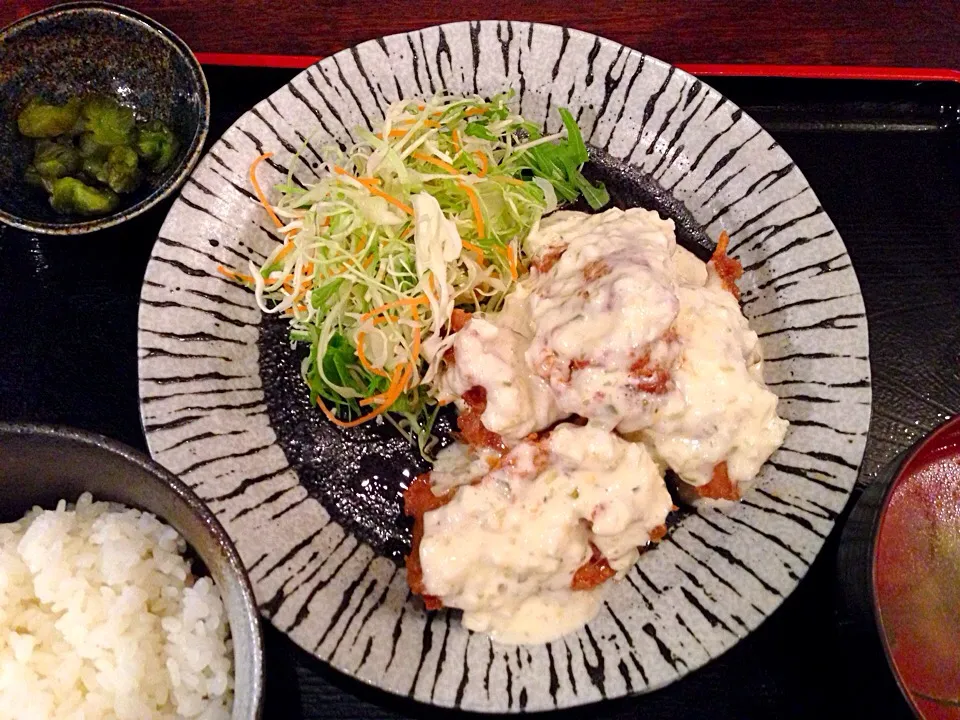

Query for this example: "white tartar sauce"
[439,287,562,441]
[418,424,672,644]
[524,209,682,431]
[424,208,789,642]
[640,265,790,491]
[442,209,689,439]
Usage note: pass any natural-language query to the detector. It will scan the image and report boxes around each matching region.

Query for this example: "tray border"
[194,52,960,83]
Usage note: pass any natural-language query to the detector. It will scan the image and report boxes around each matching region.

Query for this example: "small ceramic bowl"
[0,423,264,718]
[0,2,209,234]
[838,416,960,719]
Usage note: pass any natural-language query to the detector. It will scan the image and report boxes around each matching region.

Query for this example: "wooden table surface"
[3,0,960,69]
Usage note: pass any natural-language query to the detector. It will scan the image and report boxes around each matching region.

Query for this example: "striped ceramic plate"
[137,21,870,712]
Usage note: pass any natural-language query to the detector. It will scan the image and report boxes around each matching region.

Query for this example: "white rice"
[0,493,233,719]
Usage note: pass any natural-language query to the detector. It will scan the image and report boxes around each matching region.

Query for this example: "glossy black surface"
[0,2,209,234]
[1,67,958,719]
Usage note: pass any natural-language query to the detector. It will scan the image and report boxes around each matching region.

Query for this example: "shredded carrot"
[217,265,254,284]
[360,295,429,321]
[315,379,401,428]
[332,167,381,186]
[334,166,413,215]
[461,240,487,266]
[472,151,489,177]
[332,166,362,181]
[356,331,389,378]
[375,120,437,138]
[412,151,458,175]
[451,128,461,152]
[709,230,743,300]
[274,241,294,263]
[367,184,413,215]
[339,236,371,272]
[457,182,485,238]
[464,107,486,117]
[249,153,283,229]
[361,325,420,405]
[507,245,518,280]
[359,363,410,407]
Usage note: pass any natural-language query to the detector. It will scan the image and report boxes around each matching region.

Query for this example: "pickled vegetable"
[49,177,119,216]
[17,97,81,138]
[102,146,141,194]
[15,90,181,217]
[136,120,180,172]
[24,165,46,189]
[32,140,81,180]
[80,95,135,147]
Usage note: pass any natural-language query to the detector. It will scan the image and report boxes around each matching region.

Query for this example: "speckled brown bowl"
[0,423,263,718]
[0,2,209,235]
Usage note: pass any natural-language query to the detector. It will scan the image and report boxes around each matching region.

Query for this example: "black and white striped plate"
[137,21,870,712]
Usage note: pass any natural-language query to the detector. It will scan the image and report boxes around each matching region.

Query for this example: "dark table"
[1,12,959,719]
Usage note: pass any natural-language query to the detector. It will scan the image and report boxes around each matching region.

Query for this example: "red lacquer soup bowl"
[840,415,960,719]
[874,417,960,718]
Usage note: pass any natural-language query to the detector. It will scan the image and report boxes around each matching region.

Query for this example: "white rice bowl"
[0,493,233,719]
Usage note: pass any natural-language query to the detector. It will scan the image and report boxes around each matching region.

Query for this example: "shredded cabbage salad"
[222,90,608,456]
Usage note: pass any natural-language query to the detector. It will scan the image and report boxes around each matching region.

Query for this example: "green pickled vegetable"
[14,91,188,216]
[81,155,105,183]
[83,146,141,193]
[135,119,180,172]
[80,95,135,147]
[102,145,141,193]
[24,164,47,189]
[17,97,82,138]
[77,131,111,160]
[32,139,81,180]
[49,177,119,216]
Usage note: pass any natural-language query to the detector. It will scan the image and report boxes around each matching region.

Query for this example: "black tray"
[1,66,958,720]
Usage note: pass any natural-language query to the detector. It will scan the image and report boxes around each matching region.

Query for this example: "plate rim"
[137,19,872,712]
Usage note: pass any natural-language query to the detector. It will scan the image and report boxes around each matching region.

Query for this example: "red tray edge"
[193,52,960,83]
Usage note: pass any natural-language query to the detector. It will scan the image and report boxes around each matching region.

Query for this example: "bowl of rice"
[0,423,264,719]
